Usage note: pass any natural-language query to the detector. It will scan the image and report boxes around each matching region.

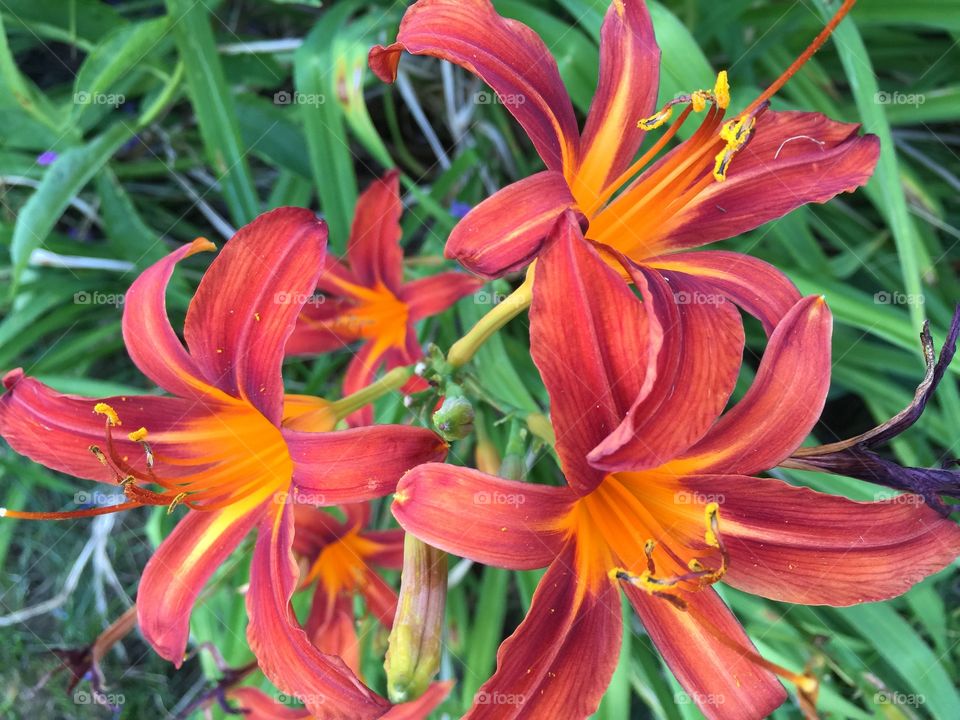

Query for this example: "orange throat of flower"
[4,400,293,521]
[312,278,410,363]
[566,472,726,601]
[303,528,381,600]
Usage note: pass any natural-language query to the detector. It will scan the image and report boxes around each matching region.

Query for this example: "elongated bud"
[384,535,448,703]
[432,395,475,441]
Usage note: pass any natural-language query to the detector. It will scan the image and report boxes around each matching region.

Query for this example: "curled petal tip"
[187,237,217,255]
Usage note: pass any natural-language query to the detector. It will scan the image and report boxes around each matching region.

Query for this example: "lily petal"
[401,273,485,322]
[285,298,362,356]
[575,0,660,200]
[532,214,659,494]
[626,585,786,720]
[664,296,832,476]
[348,171,405,293]
[122,237,225,401]
[247,502,389,719]
[370,0,579,173]
[466,549,621,719]
[646,250,801,334]
[305,590,361,675]
[393,464,573,570]
[445,171,578,278]
[589,265,744,472]
[228,687,310,719]
[657,111,880,252]
[139,497,266,664]
[384,681,454,720]
[0,370,212,483]
[286,425,447,504]
[184,208,327,424]
[684,474,960,605]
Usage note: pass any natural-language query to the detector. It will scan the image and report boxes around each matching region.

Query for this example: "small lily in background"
[392,216,960,720]
[371,0,877,332]
[286,171,482,423]
[0,208,447,720]
[292,503,403,673]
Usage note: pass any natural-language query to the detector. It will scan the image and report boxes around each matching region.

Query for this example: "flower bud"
[384,535,447,703]
[431,395,475,441]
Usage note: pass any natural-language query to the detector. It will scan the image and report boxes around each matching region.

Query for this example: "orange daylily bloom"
[371,0,878,333]
[391,216,960,720]
[286,171,482,423]
[0,209,447,720]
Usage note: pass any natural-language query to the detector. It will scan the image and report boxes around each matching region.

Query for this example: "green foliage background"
[0,0,957,718]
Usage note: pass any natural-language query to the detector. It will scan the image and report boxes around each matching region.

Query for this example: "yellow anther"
[714,70,730,109]
[690,91,708,113]
[119,476,136,488]
[89,445,107,465]
[704,502,721,548]
[167,492,188,514]
[638,106,673,131]
[93,403,120,426]
[127,427,148,442]
[393,488,410,505]
[713,115,756,181]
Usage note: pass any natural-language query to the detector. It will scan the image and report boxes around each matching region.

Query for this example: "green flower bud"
[432,395,475,441]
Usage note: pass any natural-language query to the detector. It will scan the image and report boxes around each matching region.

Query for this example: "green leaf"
[9,122,133,291]
[165,0,260,225]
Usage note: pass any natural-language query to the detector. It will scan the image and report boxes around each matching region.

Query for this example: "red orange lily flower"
[0,208,447,720]
[286,171,482,423]
[391,216,960,719]
[293,502,403,673]
[371,0,878,332]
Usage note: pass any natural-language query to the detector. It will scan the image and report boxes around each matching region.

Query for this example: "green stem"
[447,266,535,368]
[329,365,413,420]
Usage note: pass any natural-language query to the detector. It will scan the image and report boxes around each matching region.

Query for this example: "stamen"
[713,112,759,181]
[127,427,148,442]
[89,445,107,465]
[714,70,730,109]
[93,403,120,426]
[741,0,857,118]
[167,492,188,514]
[638,106,673,132]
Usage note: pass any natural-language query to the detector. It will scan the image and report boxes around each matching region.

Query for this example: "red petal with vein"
[589,266,744,471]
[285,297,362,356]
[228,687,310,719]
[401,272,484,322]
[666,295,832,476]
[348,171,404,293]
[364,529,405,568]
[465,550,621,720]
[184,208,327,424]
[657,111,880,252]
[685,474,960,605]
[292,504,349,556]
[393,464,573,570]
[369,0,579,173]
[384,681,454,720]
[286,425,447,504]
[139,500,266,664]
[531,214,659,494]
[122,237,223,401]
[576,0,659,197]
[305,590,360,674]
[646,250,801,334]
[0,370,210,483]
[360,568,399,628]
[247,503,389,719]
[626,585,786,720]
[445,171,577,278]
